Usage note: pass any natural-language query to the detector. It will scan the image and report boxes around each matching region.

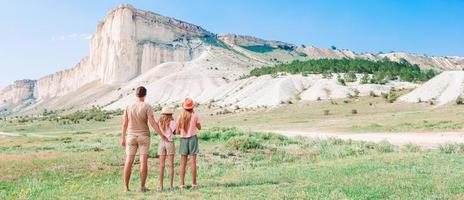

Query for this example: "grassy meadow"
[203,96,464,133]
[1,99,464,199]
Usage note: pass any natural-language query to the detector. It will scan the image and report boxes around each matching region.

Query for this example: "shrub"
[323,110,330,115]
[369,91,378,97]
[402,143,421,152]
[197,127,255,142]
[439,144,458,154]
[226,149,234,156]
[92,147,104,152]
[322,71,333,79]
[337,74,346,86]
[375,141,395,153]
[353,89,360,98]
[371,71,388,84]
[297,51,308,57]
[351,109,358,114]
[387,91,400,103]
[381,92,388,99]
[456,96,463,105]
[344,71,357,82]
[361,73,370,84]
[226,136,262,152]
[240,45,276,53]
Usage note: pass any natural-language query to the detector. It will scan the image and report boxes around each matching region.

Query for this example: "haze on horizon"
[0,0,462,89]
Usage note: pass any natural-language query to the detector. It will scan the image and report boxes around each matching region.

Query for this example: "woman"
[176,98,201,189]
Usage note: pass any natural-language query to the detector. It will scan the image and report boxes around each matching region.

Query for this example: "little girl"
[177,98,201,189]
[157,106,176,191]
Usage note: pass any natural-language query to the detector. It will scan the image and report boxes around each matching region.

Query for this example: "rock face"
[37,4,213,98]
[90,4,212,84]
[0,80,36,114]
[1,4,464,115]
[35,58,96,100]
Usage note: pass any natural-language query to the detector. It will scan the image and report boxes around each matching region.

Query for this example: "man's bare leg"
[140,154,149,191]
[124,155,135,191]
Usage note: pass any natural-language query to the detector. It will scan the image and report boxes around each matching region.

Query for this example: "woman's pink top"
[178,113,200,138]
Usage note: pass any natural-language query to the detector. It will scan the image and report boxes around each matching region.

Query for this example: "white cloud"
[52,33,92,41]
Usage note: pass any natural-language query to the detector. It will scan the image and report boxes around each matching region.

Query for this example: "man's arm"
[148,111,169,141]
[121,110,128,147]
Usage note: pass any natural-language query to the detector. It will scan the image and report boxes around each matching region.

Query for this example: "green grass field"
[1,99,464,199]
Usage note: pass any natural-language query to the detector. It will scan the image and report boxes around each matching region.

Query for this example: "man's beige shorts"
[158,140,175,156]
[126,135,151,156]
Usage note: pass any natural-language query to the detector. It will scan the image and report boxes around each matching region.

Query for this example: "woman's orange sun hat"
[182,98,195,110]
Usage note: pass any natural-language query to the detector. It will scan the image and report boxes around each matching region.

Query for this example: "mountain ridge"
[1,4,463,116]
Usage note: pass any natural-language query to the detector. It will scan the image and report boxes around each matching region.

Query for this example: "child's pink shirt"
[178,113,200,138]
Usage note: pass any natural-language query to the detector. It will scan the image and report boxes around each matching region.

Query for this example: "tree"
[337,74,346,86]
[457,96,464,105]
[361,73,370,84]
[344,71,357,82]
[331,45,337,50]
[371,71,387,84]
[244,58,437,83]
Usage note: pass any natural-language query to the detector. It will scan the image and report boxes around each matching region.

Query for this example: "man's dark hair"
[136,86,147,97]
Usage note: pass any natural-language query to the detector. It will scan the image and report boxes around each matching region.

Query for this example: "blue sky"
[0,0,463,88]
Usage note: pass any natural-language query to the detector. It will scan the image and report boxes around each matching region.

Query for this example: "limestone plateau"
[1,4,464,115]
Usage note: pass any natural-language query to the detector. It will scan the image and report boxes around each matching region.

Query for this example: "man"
[120,86,168,192]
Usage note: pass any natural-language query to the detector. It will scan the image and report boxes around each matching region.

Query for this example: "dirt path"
[0,132,20,137]
[270,130,464,148]
[0,131,55,138]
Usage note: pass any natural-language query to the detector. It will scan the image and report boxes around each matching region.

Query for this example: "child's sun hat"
[182,98,195,110]
[161,107,174,114]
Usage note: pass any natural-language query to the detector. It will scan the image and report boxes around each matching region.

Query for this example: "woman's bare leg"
[190,154,197,185]
[180,155,188,186]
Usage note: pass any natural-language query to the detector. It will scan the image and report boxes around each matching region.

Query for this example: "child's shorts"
[158,140,175,156]
[179,135,199,156]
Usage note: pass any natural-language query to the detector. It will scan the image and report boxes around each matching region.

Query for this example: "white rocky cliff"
[0,80,36,114]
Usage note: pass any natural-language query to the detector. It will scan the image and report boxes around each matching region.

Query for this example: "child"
[157,107,176,191]
[176,98,201,189]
